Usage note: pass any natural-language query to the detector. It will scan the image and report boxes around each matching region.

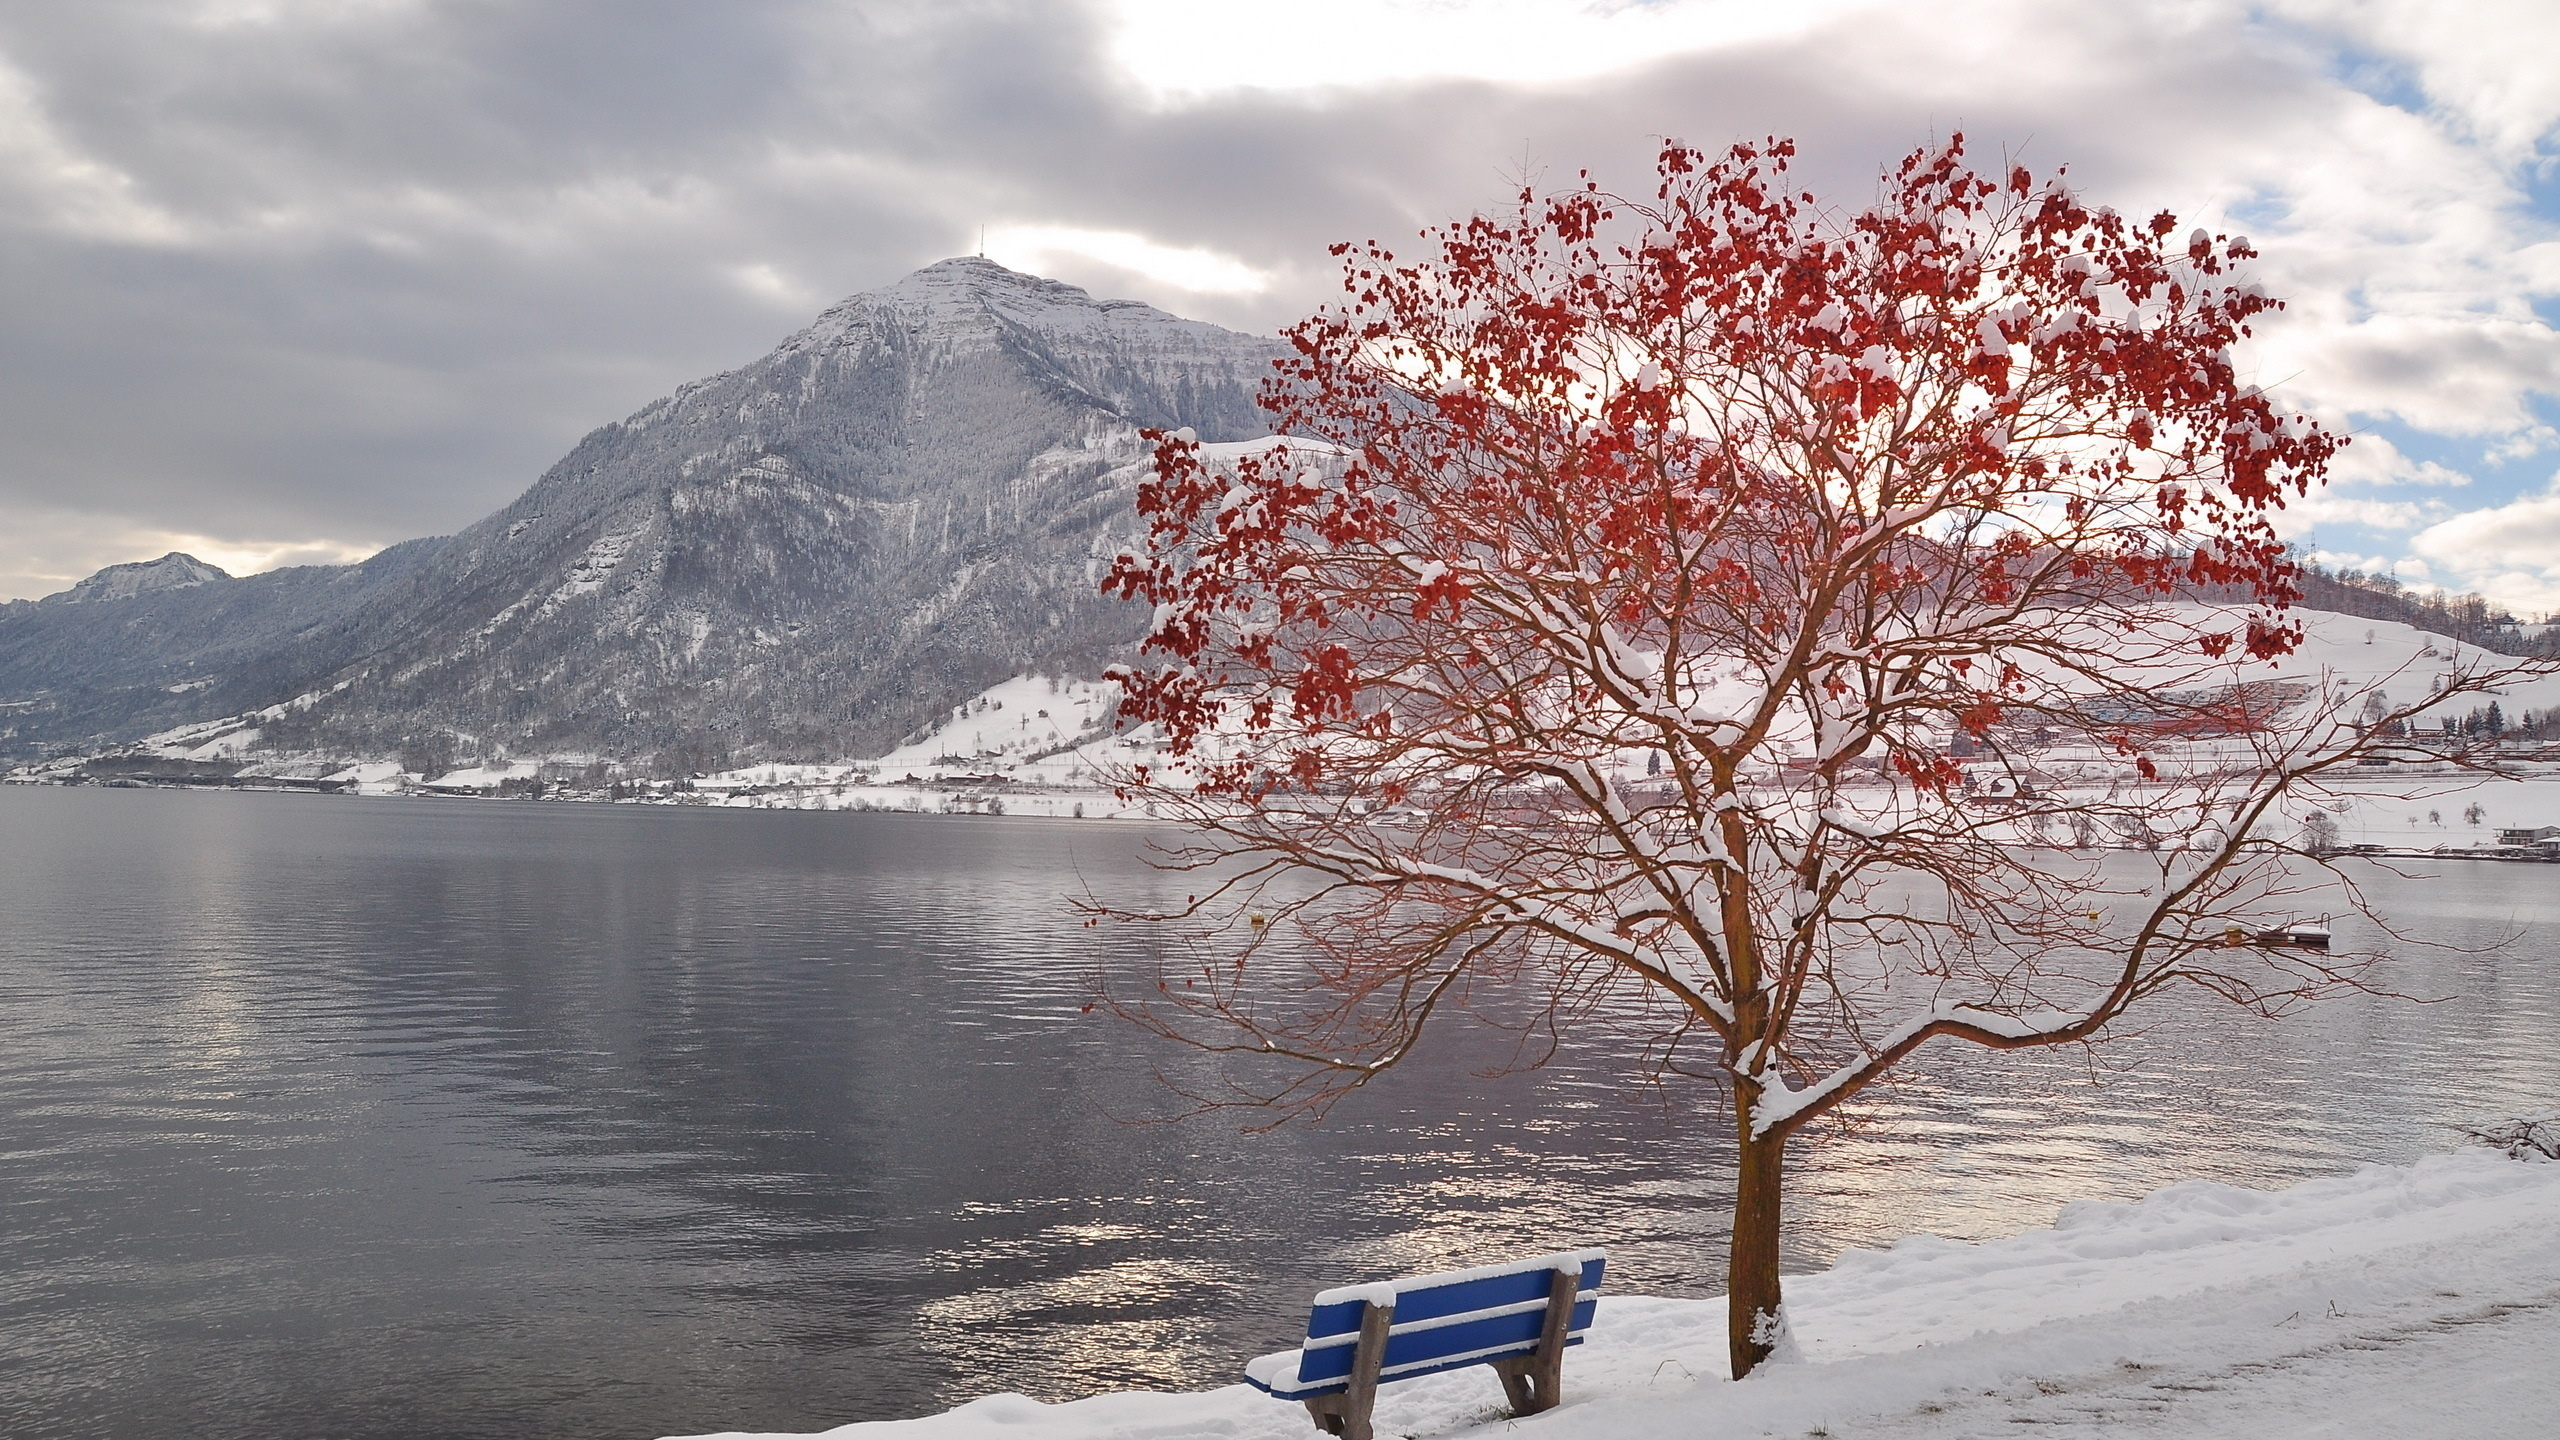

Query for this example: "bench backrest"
[1293,1248,1605,1389]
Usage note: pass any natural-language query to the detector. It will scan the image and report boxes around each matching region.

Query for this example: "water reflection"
[0,787,2554,1440]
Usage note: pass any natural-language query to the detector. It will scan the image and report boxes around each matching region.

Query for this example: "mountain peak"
[52,552,232,605]
[881,255,1155,315]
[774,257,1215,361]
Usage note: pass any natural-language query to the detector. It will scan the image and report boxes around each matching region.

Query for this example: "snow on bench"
[1242,1248,1605,1440]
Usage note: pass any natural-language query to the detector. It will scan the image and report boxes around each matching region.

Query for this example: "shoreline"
[25,773,2560,859]
[673,1146,2560,1440]
[2,771,1157,820]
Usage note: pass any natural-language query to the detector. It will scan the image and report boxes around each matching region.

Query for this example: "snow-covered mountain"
[50,552,233,604]
[0,259,1287,768]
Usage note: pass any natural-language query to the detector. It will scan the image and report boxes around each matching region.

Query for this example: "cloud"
[2409,477,2560,611]
[983,224,1269,294]
[2324,434,2471,490]
[0,57,187,243]
[2415,493,2560,566]
[2275,491,2453,538]
[1102,0,1879,102]
[726,261,822,311]
[0,0,2557,602]
[0,501,382,604]
[2309,548,2393,574]
[2271,0,2560,161]
[2261,312,2560,439]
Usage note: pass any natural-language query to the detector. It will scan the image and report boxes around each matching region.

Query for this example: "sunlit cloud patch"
[982,225,1271,296]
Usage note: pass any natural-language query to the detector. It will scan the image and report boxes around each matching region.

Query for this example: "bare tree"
[1094,136,2549,1378]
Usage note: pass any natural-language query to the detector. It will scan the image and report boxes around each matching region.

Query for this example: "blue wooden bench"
[1242,1248,1606,1440]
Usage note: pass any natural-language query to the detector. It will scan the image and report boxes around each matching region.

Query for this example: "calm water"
[1,786,2554,1439]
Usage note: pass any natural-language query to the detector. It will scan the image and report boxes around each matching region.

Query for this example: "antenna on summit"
[977,225,985,258]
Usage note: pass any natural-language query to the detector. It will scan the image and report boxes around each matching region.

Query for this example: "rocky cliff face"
[0,259,1287,768]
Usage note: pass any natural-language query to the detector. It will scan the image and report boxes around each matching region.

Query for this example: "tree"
[1096,135,2538,1379]
[399,730,458,780]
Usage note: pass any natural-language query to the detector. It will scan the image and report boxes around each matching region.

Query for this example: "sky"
[3,0,2558,607]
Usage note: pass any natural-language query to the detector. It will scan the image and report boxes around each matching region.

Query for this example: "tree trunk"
[1728,1099,1787,1379]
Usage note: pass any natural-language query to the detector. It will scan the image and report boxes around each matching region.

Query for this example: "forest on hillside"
[2294,563,2550,655]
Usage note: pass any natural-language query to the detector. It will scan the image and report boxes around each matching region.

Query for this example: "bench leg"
[1491,1266,1577,1416]
[1299,1299,1391,1440]
[1310,1383,1372,1424]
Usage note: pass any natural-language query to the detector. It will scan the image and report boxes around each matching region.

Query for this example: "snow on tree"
[1092,136,2550,1379]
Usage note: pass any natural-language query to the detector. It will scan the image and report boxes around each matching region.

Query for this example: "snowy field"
[678,1145,2560,1440]
[682,676,1161,818]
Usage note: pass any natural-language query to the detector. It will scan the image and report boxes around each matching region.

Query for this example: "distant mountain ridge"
[0,259,1289,769]
[46,552,233,604]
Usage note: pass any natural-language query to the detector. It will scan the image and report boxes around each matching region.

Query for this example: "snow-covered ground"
[417,760,541,792]
[689,676,1167,818]
[2189,605,2560,717]
[321,760,410,794]
[677,1145,2560,1440]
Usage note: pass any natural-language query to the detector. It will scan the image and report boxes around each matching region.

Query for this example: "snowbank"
[674,1148,2560,1440]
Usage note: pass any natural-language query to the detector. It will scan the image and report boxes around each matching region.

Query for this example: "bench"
[1242,1248,1606,1440]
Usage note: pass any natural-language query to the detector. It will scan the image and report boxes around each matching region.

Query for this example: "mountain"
[54,552,233,604]
[0,259,1288,770]
[0,540,454,758]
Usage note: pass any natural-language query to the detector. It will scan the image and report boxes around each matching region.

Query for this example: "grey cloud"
[0,0,2452,599]
[0,2,1086,571]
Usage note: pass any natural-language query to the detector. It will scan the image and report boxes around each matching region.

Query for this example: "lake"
[1,785,2554,1439]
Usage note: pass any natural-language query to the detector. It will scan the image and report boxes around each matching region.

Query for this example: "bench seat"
[1244,1248,1605,1437]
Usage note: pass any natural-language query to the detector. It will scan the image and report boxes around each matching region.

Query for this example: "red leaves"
[1292,644,1356,724]
[1413,563,1469,621]
[1893,750,1966,796]
[1288,749,1326,787]
[1102,133,2336,820]
[2244,616,2302,661]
